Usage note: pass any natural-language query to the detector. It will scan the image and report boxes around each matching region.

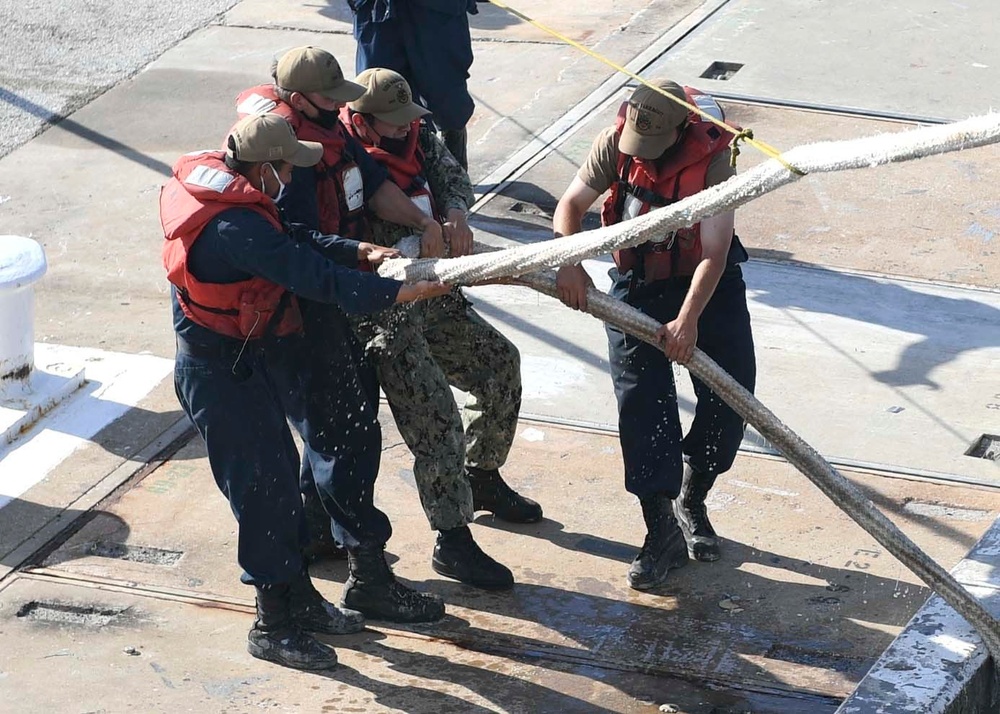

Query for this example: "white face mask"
[262,162,287,203]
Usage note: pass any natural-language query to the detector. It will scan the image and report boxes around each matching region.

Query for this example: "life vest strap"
[177,286,239,316]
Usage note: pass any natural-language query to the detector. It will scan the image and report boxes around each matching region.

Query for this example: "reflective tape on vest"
[623,194,642,221]
[411,194,433,217]
[236,93,278,116]
[185,165,235,193]
[343,166,364,211]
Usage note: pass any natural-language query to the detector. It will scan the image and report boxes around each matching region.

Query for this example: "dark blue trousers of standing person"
[295,299,388,549]
[352,0,476,133]
[606,265,757,500]
[174,330,391,586]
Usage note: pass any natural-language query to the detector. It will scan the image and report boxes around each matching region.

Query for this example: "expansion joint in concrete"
[216,21,353,36]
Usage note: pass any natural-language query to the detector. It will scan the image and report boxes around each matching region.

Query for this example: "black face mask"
[377,135,409,155]
[303,96,340,130]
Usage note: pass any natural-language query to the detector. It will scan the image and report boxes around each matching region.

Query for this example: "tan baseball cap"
[349,68,430,126]
[619,80,691,159]
[226,113,323,167]
[274,46,365,102]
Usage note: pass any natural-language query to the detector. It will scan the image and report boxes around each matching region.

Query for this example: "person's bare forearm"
[553,200,585,238]
[678,210,735,324]
[678,255,727,325]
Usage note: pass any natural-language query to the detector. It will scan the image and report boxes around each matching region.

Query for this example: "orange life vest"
[160,151,303,340]
[341,111,439,221]
[235,85,367,239]
[601,87,735,281]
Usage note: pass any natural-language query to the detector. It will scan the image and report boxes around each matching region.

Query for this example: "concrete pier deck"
[1,0,998,711]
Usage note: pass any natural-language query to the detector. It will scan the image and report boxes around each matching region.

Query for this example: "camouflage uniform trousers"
[351,289,521,531]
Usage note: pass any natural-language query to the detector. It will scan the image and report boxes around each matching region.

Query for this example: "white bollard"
[0,236,47,384]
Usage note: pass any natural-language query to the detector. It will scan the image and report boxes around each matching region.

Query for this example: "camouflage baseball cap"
[226,113,323,167]
[350,68,430,126]
[274,46,365,102]
[619,80,690,159]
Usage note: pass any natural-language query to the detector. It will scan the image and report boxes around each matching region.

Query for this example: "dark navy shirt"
[172,206,401,345]
[280,131,389,230]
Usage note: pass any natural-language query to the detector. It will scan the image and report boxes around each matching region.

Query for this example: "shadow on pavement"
[0,499,131,572]
[0,87,172,175]
[750,249,1000,392]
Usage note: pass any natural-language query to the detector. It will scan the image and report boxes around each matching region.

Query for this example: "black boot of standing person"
[467,467,542,523]
[289,572,365,634]
[248,583,339,670]
[627,492,688,591]
[432,525,514,590]
[342,542,446,623]
[673,464,722,562]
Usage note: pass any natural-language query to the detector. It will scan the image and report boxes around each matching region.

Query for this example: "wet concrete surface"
[0,575,818,714]
[5,411,998,711]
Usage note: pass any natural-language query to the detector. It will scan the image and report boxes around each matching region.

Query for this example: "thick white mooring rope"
[382,112,1000,661]
[380,113,1000,284]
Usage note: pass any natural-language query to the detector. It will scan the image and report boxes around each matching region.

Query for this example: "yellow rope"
[486,0,806,175]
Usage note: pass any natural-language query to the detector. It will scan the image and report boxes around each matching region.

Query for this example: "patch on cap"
[226,113,323,167]
[634,110,653,132]
[350,68,429,126]
[618,79,691,159]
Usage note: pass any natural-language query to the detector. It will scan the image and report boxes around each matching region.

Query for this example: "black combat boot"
[627,493,689,591]
[341,543,445,623]
[289,572,366,635]
[431,526,515,590]
[247,583,338,670]
[301,489,347,562]
[467,467,543,523]
[673,465,721,562]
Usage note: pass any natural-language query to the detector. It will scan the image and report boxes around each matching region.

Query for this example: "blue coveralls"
[172,210,400,585]
[352,0,478,132]
[606,243,756,500]
[279,132,393,549]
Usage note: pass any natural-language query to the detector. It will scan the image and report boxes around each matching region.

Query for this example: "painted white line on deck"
[0,343,173,510]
